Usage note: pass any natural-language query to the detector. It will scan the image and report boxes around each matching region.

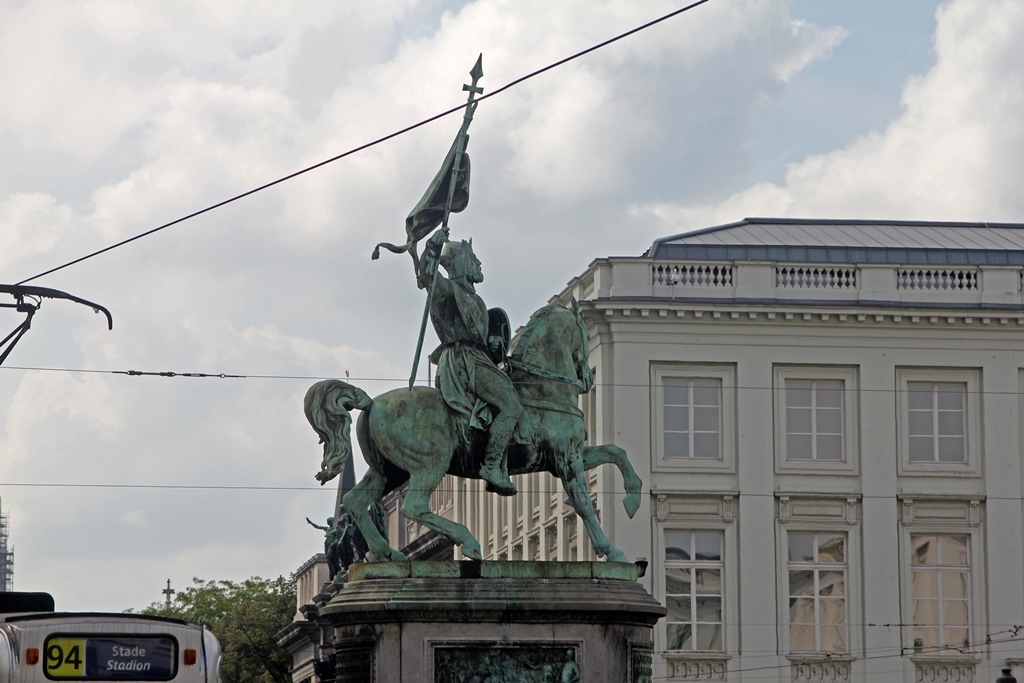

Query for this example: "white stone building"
[451,218,1024,682]
[276,554,333,683]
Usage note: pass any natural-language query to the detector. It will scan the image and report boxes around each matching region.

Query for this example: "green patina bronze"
[303,56,643,566]
[434,646,580,683]
[306,502,387,577]
[304,297,641,563]
[348,560,640,582]
[418,226,522,496]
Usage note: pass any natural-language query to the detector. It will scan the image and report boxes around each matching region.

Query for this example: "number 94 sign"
[45,638,85,677]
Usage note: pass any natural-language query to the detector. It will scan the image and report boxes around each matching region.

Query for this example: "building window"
[663,379,721,460]
[897,368,979,475]
[664,530,723,652]
[785,379,844,461]
[774,366,859,474]
[652,364,735,472]
[907,383,966,463]
[787,531,847,654]
[911,534,970,652]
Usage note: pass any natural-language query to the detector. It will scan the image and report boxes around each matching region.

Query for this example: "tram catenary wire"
[15,0,712,286]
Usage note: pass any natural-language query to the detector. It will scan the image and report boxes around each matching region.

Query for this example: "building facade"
[453,218,1024,682]
[277,554,333,683]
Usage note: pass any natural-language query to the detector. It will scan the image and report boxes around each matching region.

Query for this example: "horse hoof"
[623,493,641,519]
[605,548,629,564]
[461,542,483,561]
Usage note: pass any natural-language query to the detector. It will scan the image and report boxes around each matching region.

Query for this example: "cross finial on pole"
[162,578,175,608]
[464,54,484,97]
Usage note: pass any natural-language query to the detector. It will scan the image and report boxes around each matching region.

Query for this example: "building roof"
[648,218,1024,265]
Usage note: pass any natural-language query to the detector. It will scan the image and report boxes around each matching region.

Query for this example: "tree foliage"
[133,576,295,683]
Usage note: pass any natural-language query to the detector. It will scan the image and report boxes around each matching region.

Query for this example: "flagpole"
[408,55,483,389]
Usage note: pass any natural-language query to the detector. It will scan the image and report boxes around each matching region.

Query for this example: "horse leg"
[401,472,484,561]
[581,444,642,519]
[558,450,629,564]
[344,467,406,562]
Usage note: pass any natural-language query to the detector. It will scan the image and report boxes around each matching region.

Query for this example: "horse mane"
[510,302,574,368]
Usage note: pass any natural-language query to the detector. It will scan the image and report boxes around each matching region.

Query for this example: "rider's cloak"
[428,275,494,438]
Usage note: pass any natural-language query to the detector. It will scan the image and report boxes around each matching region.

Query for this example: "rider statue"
[417,226,527,496]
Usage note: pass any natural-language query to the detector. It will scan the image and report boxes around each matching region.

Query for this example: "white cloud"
[0,193,74,273]
[638,0,1024,229]
[774,20,847,82]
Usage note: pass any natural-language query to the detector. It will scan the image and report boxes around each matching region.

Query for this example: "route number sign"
[43,635,176,680]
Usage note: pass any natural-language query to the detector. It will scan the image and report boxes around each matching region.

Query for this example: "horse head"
[511,299,593,394]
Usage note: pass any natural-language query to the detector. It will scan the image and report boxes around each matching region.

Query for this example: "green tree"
[132,576,295,683]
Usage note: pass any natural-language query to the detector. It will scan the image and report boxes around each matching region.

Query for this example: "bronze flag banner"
[406,133,471,244]
[371,131,470,262]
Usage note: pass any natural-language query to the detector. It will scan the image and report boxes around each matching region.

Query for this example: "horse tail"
[304,380,373,485]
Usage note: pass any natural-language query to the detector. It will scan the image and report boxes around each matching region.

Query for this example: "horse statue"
[303,299,642,563]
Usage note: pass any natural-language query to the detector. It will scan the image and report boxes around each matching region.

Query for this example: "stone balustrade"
[561,258,1024,309]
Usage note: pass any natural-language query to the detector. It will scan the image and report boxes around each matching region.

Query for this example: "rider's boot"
[481,413,517,496]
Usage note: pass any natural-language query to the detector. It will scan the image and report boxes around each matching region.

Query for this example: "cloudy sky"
[1,0,1021,613]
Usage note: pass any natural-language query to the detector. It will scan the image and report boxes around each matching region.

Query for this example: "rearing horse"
[304,299,642,563]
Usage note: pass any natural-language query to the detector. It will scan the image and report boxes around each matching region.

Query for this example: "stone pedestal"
[320,561,665,683]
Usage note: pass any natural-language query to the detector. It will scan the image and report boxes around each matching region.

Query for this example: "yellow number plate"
[44,638,86,678]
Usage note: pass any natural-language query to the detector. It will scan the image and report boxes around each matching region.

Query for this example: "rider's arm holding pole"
[417,227,449,290]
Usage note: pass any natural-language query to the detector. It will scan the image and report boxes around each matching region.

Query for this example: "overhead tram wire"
[15,0,712,287]
[4,364,1024,398]
[0,482,329,492]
